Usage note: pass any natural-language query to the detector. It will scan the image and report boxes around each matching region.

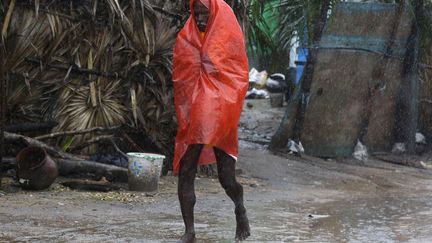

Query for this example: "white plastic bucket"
[127,153,166,192]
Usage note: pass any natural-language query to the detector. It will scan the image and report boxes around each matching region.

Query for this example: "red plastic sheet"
[172,0,248,174]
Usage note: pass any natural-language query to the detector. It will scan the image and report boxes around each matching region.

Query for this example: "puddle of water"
[1,194,432,242]
[239,195,432,242]
[304,196,432,242]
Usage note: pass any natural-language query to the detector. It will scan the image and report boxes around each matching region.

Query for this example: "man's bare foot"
[178,232,196,243]
[235,208,251,241]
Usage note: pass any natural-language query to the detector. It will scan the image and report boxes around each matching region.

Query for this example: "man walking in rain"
[172,0,250,242]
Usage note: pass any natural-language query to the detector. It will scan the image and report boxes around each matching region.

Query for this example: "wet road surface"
[1,149,432,242]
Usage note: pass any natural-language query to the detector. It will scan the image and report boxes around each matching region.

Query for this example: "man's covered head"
[193,0,210,32]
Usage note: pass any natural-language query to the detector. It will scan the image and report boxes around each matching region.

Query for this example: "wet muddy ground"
[1,99,432,242]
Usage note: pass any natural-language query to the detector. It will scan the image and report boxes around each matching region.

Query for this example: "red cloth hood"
[198,0,209,8]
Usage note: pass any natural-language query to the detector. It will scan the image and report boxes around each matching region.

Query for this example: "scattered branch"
[110,137,128,159]
[119,131,144,152]
[35,126,120,140]
[4,131,83,161]
[25,58,125,79]
[68,135,113,152]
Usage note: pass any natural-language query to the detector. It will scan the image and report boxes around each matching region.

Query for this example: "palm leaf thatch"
[1,0,177,162]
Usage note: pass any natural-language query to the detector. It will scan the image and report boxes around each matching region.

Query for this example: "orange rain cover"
[172,0,249,174]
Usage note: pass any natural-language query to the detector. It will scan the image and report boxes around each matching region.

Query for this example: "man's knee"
[218,173,238,191]
[179,144,203,174]
[179,165,196,178]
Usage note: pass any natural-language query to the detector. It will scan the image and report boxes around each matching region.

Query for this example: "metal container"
[16,146,58,190]
[270,93,284,108]
[127,153,165,192]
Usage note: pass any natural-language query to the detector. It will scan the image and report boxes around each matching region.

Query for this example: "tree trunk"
[270,0,331,150]
[0,37,5,170]
[4,132,83,161]
[395,0,422,153]
[268,89,300,150]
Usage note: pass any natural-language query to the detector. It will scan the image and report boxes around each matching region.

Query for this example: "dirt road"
[1,100,432,242]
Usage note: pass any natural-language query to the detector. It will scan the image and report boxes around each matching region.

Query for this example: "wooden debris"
[57,159,128,182]
[1,156,128,182]
[34,126,120,140]
[61,178,121,192]
[4,132,82,161]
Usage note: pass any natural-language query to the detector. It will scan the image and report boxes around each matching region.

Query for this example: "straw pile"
[1,0,177,159]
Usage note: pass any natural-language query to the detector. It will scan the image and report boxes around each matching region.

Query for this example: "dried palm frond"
[126,13,177,158]
[3,0,177,163]
[4,5,67,121]
[54,79,129,152]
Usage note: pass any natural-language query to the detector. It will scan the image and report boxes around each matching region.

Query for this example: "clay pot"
[16,146,58,190]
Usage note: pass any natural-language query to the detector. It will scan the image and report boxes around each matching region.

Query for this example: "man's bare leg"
[178,144,203,243]
[214,147,250,241]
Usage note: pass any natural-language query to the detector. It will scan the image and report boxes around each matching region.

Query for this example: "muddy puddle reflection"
[248,195,432,242]
[121,195,432,242]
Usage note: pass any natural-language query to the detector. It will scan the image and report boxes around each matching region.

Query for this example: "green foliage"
[276,0,338,49]
[246,0,337,73]
[246,0,279,72]
[62,137,75,152]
